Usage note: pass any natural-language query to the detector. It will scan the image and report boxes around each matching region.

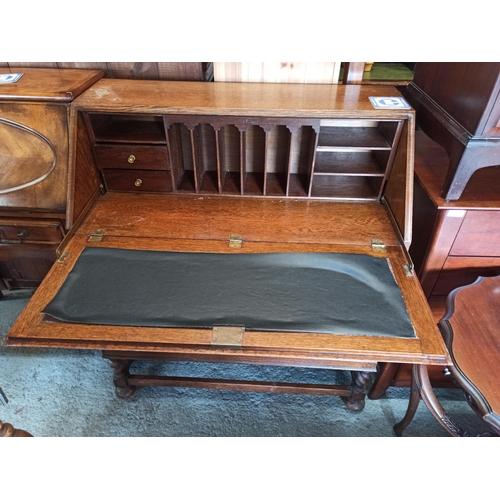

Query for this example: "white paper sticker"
[369,96,411,109]
[447,210,466,218]
[0,73,24,84]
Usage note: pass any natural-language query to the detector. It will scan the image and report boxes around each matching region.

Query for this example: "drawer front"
[102,169,173,193]
[0,219,64,246]
[94,144,169,170]
[450,210,500,257]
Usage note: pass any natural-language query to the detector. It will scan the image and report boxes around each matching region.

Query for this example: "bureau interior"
[84,113,403,201]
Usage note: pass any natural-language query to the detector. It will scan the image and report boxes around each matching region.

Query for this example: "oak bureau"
[4,79,449,413]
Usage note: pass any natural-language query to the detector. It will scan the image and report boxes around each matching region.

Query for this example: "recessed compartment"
[88,114,167,144]
[314,150,389,175]
[317,120,399,150]
[85,112,405,202]
[310,120,402,200]
[310,175,383,200]
[161,117,318,197]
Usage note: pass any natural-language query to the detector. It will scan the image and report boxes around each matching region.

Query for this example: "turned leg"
[109,359,136,399]
[393,364,421,436]
[368,362,399,400]
[342,371,372,413]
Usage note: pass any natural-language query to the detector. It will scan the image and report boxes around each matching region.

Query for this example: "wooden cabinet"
[4,80,449,411]
[410,131,500,298]
[404,62,500,201]
[0,218,65,290]
[0,68,103,292]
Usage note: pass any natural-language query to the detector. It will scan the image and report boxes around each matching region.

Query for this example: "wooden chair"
[394,276,500,437]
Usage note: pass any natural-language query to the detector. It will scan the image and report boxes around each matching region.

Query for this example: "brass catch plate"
[229,234,243,248]
[371,239,386,253]
[211,326,244,347]
[88,229,106,243]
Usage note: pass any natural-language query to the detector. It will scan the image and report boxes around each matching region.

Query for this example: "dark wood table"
[394,275,500,436]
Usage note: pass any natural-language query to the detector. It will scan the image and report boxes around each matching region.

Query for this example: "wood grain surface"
[73,80,413,119]
[5,193,448,367]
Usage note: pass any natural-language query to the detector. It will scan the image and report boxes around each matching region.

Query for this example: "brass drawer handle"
[134,178,143,187]
[0,229,29,244]
[127,155,136,164]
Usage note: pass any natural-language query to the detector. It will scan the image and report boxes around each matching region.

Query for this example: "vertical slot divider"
[213,125,223,193]
[188,125,201,194]
[163,119,183,191]
[262,124,274,196]
[236,124,248,195]
[307,124,321,197]
[285,124,299,196]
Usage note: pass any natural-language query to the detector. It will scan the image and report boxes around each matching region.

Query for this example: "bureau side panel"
[66,111,103,227]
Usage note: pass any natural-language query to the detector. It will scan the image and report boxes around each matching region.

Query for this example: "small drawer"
[102,169,173,193]
[0,219,65,246]
[94,144,169,170]
[449,211,500,258]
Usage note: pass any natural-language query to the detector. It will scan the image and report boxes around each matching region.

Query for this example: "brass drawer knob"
[134,178,143,187]
[127,155,136,164]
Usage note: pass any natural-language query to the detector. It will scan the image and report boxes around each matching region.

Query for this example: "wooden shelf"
[89,114,167,144]
[243,173,264,196]
[310,176,382,200]
[314,151,387,176]
[221,171,241,195]
[287,174,309,197]
[264,173,287,197]
[198,171,219,194]
[176,171,196,192]
[317,126,392,150]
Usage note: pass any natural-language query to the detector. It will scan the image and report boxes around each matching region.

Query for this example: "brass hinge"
[229,234,243,248]
[211,326,244,347]
[88,229,106,243]
[371,239,386,253]
[57,251,70,264]
[402,263,413,277]
[380,196,414,276]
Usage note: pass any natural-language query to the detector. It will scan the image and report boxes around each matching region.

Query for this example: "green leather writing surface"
[42,248,416,338]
